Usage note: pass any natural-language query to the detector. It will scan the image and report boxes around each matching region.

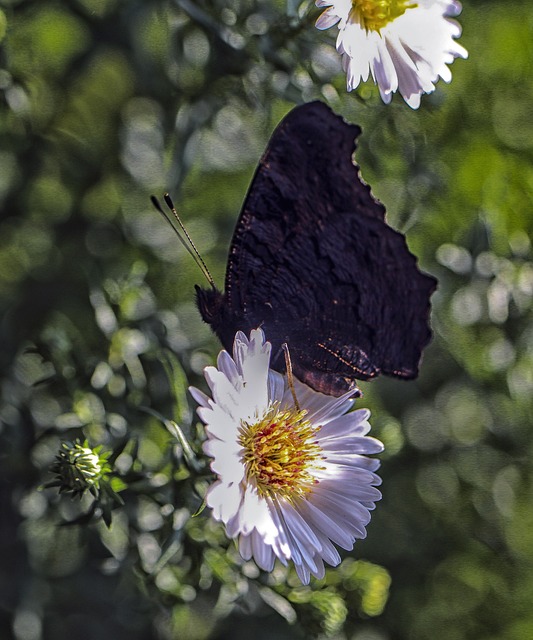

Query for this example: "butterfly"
[194,101,437,397]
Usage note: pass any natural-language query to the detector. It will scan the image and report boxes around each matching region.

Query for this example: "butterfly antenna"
[150,194,216,290]
[282,343,300,412]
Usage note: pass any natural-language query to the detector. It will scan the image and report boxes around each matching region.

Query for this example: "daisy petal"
[216,349,241,386]
[188,385,211,408]
[318,409,371,439]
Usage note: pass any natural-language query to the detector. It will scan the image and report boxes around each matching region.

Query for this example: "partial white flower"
[189,328,383,584]
[315,0,468,108]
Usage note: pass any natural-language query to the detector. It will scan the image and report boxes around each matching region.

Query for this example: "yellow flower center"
[351,0,415,32]
[238,405,324,500]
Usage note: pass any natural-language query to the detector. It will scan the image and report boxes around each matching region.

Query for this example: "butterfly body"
[196,101,436,397]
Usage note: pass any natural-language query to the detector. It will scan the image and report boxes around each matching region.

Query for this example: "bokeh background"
[1,1,532,639]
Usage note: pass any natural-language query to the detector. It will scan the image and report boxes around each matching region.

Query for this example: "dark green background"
[1,1,532,638]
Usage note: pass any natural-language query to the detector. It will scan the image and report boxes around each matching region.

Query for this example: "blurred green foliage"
[0,0,532,639]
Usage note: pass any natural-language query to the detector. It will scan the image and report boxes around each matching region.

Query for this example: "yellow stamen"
[351,0,415,32]
[238,404,324,500]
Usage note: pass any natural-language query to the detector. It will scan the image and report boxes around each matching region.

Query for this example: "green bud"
[49,440,111,498]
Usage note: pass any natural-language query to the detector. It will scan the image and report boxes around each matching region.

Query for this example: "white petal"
[206,481,243,523]
[203,440,244,483]
[403,91,422,110]
[310,492,369,538]
[233,333,271,419]
[294,560,311,585]
[324,482,382,504]
[277,501,322,574]
[234,328,269,378]
[208,454,245,485]
[240,485,274,537]
[322,435,384,455]
[316,465,381,488]
[315,394,357,424]
[379,86,393,105]
[281,501,322,552]
[339,20,373,90]
[216,349,240,387]
[310,555,326,580]
[188,385,211,408]
[370,36,398,96]
[203,367,243,418]
[316,8,341,30]
[317,466,382,487]
[313,487,373,526]
[239,533,253,560]
[314,529,341,567]
[317,409,371,439]
[286,378,356,424]
[261,499,291,561]
[300,500,354,550]
[445,0,463,18]
[252,529,276,571]
[324,451,383,467]
[197,403,236,441]
[268,370,285,404]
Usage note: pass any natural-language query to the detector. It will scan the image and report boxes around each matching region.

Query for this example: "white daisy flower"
[315,0,468,108]
[189,328,383,584]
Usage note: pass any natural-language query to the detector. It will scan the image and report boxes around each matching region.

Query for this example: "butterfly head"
[195,285,224,321]
[195,284,231,341]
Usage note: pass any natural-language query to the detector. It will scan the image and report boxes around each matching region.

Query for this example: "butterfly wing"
[267,210,437,395]
[212,101,436,396]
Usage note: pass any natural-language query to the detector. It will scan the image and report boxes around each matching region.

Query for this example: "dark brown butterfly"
[195,101,436,397]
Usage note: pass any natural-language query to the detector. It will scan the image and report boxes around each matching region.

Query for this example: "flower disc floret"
[190,328,384,584]
[352,0,414,32]
[239,404,324,500]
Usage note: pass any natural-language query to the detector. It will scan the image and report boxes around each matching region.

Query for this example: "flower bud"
[49,440,110,498]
